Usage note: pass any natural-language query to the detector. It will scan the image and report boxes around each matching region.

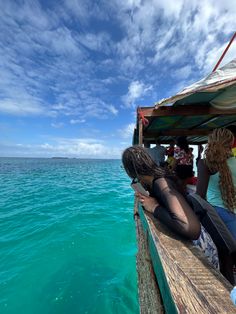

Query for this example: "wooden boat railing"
[135,203,236,313]
[134,111,236,312]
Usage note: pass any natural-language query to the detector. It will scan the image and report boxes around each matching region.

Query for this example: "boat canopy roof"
[133,59,236,145]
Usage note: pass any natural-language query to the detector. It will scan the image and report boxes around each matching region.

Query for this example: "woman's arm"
[152,178,201,240]
[196,159,210,199]
[196,144,204,166]
[171,157,177,171]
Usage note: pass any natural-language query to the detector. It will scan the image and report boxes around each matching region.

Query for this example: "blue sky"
[0,0,236,158]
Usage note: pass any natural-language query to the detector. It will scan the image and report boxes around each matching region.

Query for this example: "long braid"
[122,145,174,180]
[204,128,236,211]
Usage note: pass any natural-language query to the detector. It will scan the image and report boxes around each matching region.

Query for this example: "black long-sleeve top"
[151,178,201,240]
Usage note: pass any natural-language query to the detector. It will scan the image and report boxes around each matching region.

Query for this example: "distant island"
[51,157,69,159]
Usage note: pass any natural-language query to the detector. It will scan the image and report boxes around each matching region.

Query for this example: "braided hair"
[122,145,173,181]
[204,128,236,211]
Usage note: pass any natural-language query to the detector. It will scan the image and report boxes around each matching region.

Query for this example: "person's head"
[122,145,167,184]
[155,138,161,146]
[169,139,175,147]
[176,136,189,153]
[226,124,236,137]
[143,140,150,148]
[205,128,234,163]
[205,128,235,210]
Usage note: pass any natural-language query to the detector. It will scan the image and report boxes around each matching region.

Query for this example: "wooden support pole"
[139,119,143,146]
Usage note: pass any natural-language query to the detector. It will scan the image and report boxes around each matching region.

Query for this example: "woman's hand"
[135,192,159,214]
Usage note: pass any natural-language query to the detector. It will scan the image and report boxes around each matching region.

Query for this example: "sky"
[0,0,236,159]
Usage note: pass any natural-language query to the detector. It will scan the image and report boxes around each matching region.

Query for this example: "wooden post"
[139,118,143,146]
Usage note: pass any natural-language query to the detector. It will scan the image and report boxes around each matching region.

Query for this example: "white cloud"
[119,123,135,139]
[70,119,86,124]
[0,1,53,30]
[1,0,236,159]
[0,138,123,159]
[51,122,64,128]
[40,27,83,56]
[0,99,45,116]
[63,0,109,23]
[122,81,152,107]
[77,32,112,54]
[200,38,236,74]
[172,65,192,80]
[105,104,118,115]
[1,0,235,122]
[0,2,117,121]
[111,0,236,81]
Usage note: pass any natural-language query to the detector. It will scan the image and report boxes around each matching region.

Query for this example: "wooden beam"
[139,105,236,117]
[170,116,185,128]
[143,129,210,137]
[189,116,219,130]
[222,120,236,128]
[146,139,207,145]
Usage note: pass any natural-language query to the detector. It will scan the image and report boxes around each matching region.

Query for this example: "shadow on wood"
[136,205,235,313]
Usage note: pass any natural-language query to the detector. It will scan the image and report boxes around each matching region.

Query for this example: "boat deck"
[136,204,235,313]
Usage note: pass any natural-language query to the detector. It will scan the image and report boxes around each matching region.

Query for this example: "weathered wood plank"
[135,214,164,314]
[139,105,236,117]
[139,206,236,314]
[143,129,210,137]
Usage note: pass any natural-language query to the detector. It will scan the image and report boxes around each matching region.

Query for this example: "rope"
[212,32,236,72]
[138,107,149,126]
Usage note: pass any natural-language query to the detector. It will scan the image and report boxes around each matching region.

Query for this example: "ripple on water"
[0,158,139,314]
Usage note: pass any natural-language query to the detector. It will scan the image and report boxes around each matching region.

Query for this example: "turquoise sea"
[0,158,139,314]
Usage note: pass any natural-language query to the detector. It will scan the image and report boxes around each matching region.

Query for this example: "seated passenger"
[196,144,204,166]
[196,128,236,240]
[166,139,175,170]
[186,176,197,186]
[122,145,220,269]
[226,125,236,157]
[122,145,200,239]
[148,139,166,167]
[174,136,194,184]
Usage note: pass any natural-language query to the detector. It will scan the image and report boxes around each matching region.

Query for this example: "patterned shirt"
[174,147,193,165]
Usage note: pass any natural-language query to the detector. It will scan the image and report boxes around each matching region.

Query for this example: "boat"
[131,58,236,313]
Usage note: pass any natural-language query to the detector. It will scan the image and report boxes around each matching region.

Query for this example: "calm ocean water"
[0,158,139,314]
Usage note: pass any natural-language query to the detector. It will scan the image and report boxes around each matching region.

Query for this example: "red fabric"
[186,176,198,185]
[166,146,174,157]
[138,108,149,126]
[233,139,236,148]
